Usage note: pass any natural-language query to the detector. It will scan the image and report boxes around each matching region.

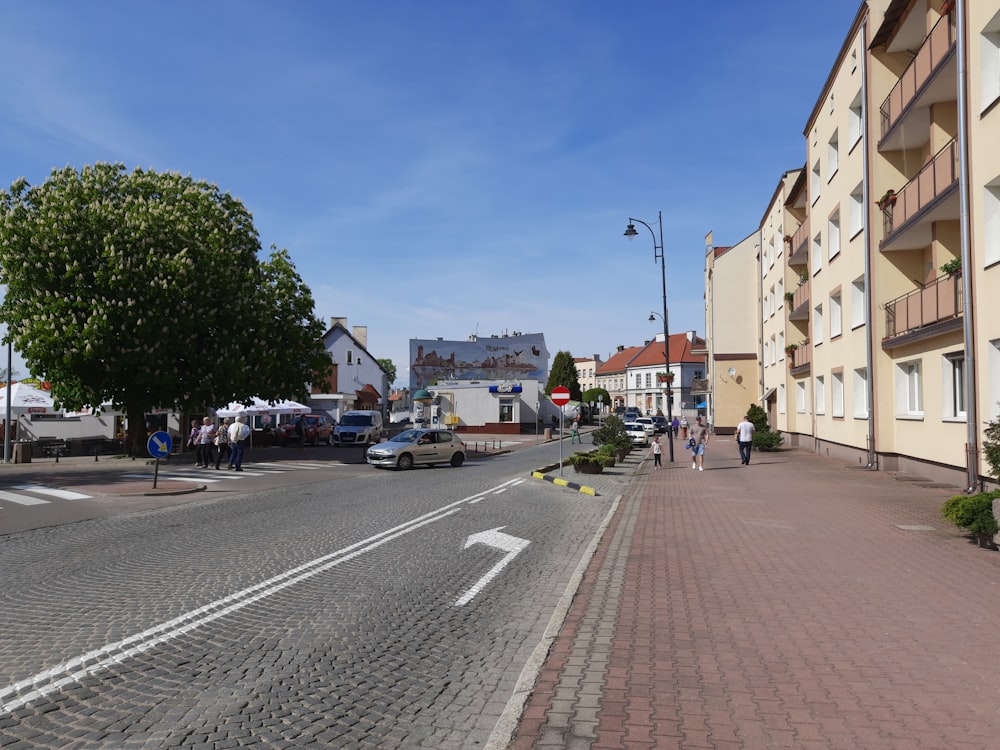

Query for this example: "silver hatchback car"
[366,428,467,470]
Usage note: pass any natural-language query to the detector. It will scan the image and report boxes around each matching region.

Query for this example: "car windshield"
[340,414,373,427]
[390,430,424,443]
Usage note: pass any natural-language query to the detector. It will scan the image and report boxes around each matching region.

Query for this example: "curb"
[97,484,207,498]
[530,465,598,496]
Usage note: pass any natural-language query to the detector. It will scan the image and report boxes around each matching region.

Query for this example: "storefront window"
[499,399,514,422]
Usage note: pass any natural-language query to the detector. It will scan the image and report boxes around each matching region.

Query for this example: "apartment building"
[573,355,603,395]
[706,0,998,486]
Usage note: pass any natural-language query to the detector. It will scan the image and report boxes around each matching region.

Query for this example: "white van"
[334,410,386,446]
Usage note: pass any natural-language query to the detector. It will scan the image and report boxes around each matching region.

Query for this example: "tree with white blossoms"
[0,163,331,455]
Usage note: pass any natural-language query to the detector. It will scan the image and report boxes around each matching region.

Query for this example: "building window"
[796,381,807,413]
[981,15,1000,111]
[853,367,869,418]
[828,211,841,261]
[991,339,1000,419]
[985,180,1000,267]
[850,275,866,329]
[346,350,354,365]
[827,130,839,181]
[812,231,823,275]
[943,352,966,419]
[644,372,651,388]
[849,182,863,237]
[499,399,514,423]
[763,340,770,367]
[777,278,784,309]
[778,332,785,361]
[896,360,923,417]
[778,384,786,414]
[830,292,843,339]
[813,303,824,346]
[810,159,821,204]
[848,92,863,147]
[832,371,844,418]
[815,375,826,415]
[770,335,777,366]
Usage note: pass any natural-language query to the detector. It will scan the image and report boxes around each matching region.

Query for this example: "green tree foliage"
[984,407,1000,480]
[545,350,582,401]
[377,358,397,387]
[0,164,329,454]
[746,402,784,451]
[581,387,611,408]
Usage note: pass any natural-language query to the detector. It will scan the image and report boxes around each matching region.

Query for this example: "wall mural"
[409,334,549,390]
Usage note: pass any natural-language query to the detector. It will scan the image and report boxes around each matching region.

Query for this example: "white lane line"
[0,490,50,506]
[12,486,92,501]
[0,476,523,714]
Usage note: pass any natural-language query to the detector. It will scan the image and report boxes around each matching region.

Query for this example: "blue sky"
[0,1,859,387]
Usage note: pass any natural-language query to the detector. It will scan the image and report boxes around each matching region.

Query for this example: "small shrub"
[942,491,1000,544]
[983,409,1000,481]
[753,429,784,451]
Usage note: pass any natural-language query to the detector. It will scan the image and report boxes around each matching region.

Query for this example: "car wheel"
[397,453,414,470]
[450,452,465,468]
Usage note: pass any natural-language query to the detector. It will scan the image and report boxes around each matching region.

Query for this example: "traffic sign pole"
[550,387,571,475]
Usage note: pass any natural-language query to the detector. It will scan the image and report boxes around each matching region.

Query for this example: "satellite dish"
[727,367,737,377]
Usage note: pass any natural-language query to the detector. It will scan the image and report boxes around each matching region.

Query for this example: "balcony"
[880,139,959,252]
[788,280,810,321]
[879,13,956,151]
[882,272,963,348]
[789,343,811,376]
[787,219,810,267]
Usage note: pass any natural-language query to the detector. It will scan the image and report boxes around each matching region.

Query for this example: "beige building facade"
[705,0,999,487]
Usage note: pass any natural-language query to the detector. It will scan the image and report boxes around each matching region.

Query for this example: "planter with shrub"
[567,451,615,474]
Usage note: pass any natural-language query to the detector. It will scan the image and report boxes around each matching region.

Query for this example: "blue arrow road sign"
[147,431,172,459]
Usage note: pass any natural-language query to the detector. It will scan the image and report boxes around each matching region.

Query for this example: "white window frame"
[815,375,826,415]
[810,159,821,204]
[778,332,785,361]
[830,292,843,339]
[849,183,864,238]
[850,276,866,329]
[778,384,786,414]
[831,371,845,418]
[796,381,807,414]
[827,130,839,181]
[811,232,823,276]
[813,303,824,346]
[895,360,923,418]
[985,179,1000,267]
[853,367,869,419]
[848,92,863,149]
[942,352,967,420]
[981,14,1000,112]
[828,211,841,262]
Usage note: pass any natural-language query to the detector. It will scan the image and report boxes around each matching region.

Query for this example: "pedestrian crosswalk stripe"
[12,485,92,501]
[0,489,50,506]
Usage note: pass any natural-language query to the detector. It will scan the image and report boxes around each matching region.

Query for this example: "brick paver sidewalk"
[509,444,1000,749]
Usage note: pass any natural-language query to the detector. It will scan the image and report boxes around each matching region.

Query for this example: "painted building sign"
[409,334,548,390]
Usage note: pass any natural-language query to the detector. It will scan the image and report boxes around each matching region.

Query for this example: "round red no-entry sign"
[551,386,570,406]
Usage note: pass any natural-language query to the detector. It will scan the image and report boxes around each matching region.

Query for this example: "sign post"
[551,386,570,475]
[147,431,172,489]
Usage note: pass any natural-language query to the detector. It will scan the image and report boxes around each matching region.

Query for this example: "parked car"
[624,422,648,446]
[651,416,669,434]
[624,410,641,422]
[634,416,656,437]
[334,410,386,446]
[366,428,467,470]
[276,414,334,446]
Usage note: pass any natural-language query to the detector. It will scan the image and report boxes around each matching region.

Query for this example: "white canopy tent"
[0,382,55,416]
[214,397,310,419]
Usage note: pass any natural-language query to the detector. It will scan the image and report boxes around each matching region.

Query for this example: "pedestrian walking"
[293,415,306,450]
[214,418,231,469]
[187,419,200,458]
[228,415,251,471]
[570,418,580,444]
[651,436,662,468]
[688,415,709,471]
[671,417,679,437]
[735,413,756,465]
[680,415,689,438]
[196,416,216,469]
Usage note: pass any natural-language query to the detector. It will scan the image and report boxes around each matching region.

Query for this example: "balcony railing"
[883,272,962,340]
[790,344,811,371]
[788,219,810,267]
[881,138,959,240]
[880,13,956,140]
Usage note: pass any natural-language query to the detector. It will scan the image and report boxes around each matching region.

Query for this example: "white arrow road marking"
[454,526,530,607]
[150,435,169,454]
[0,476,523,715]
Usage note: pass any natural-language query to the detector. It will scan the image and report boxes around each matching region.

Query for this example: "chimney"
[617,345,625,353]
[330,317,347,329]
[352,325,368,348]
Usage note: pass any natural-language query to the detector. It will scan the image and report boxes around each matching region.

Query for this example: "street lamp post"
[625,211,674,462]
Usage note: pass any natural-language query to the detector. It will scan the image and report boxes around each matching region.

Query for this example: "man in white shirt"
[735,414,756,465]
[228,415,251,471]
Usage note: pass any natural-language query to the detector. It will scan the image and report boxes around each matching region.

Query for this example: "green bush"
[566,451,615,472]
[942,491,1000,541]
[984,409,1000,481]
[591,416,632,454]
[752,430,784,451]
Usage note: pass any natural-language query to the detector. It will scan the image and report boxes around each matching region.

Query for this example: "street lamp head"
[648,313,656,322]
[624,223,638,239]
